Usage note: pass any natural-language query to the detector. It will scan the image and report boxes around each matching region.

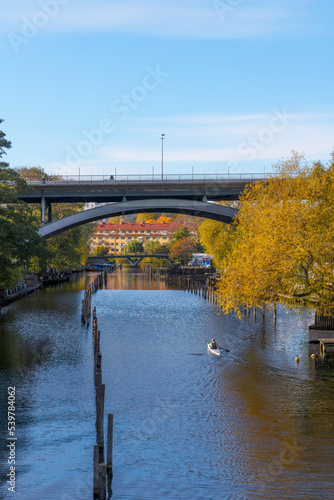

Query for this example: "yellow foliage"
[199,152,334,315]
[157,216,173,224]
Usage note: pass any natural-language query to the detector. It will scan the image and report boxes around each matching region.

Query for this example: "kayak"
[207,342,221,356]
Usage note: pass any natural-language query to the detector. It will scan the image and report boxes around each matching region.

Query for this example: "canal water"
[0,269,333,500]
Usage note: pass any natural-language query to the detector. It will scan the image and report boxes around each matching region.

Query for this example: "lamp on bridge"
[161,133,165,180]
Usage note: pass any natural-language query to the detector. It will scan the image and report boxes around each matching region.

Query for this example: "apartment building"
[89,220,181,254]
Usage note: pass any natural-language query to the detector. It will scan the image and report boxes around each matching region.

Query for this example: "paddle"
[205,341,230,352]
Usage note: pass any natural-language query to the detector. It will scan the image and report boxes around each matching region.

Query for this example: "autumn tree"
[156,216,173,224]
[136,213,175,223]
[199,152,334,316]
[198,218,234,269]
[136,213,158,222]
[16,165,46,181]
[94,245,109,256]
[170,237,197,265]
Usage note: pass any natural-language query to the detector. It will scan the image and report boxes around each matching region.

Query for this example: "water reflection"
[0,270,333,499]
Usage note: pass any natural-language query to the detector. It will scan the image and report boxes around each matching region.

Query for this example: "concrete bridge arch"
[38,198,237,239]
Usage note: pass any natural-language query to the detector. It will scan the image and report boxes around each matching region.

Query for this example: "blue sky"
[1,0,334,177]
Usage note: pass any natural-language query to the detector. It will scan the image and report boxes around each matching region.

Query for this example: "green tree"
[94,245,109,256]
[43,203,91,273]
[124,239,144,253]
[144,240,169,254]
[173,226,191,242]
[16,166,92,275]
[0,121,45,288]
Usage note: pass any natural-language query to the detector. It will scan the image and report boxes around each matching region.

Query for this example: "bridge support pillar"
[124,257,142,267]
[41,197,46,226]
[47,202,52,223]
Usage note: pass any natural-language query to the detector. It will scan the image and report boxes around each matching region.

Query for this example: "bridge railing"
[23,172,275,184]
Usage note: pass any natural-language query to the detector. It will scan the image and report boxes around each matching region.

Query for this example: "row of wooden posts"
[81,270,108,326]
[81,271,113,500]
[81,285,92,326]
[168,272,219,305]
[92,306,113,500]
[149,266,220,305]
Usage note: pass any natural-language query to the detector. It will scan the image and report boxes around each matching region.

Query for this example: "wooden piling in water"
[96,384,105,448]
[86,301,112,499]
[98,463,106,500]
[93,445,100,498]
[107,414,113,475]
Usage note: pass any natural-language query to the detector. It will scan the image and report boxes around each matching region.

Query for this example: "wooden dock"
[0,284,42,310]
[319,338,334,358]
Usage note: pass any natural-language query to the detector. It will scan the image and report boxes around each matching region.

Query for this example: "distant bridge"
[87,254,171,267]
[16,173,267,237]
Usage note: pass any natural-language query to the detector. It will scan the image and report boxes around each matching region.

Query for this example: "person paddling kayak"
[210,338,217,349]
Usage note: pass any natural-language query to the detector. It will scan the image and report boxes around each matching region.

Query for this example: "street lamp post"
[161,133,165,180]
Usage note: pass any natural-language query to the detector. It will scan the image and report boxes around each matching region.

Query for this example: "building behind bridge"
[89,220,184,254]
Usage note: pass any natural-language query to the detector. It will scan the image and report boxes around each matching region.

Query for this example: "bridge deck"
[19,176,264,203]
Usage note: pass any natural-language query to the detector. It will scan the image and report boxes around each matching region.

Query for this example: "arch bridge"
[38,199,238,238]
[16,174,265,238]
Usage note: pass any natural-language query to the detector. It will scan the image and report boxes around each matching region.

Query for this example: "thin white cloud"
[43,110,334,175]
[98,111,334,163]
[2,0,311,39]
